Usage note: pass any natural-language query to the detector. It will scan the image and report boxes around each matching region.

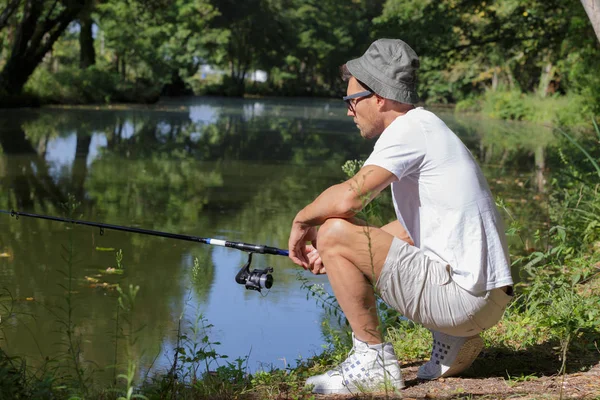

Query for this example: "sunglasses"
[342,90,374,114]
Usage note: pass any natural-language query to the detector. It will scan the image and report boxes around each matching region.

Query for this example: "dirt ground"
[312,347,600,399]
[393,360,600,399]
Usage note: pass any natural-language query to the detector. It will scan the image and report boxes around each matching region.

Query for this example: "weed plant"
[115,284,146,400]
[481,120,600,385]
[56,199,89,397]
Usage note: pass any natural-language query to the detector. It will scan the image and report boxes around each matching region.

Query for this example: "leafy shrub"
[24,66,160,105]
[481,89,532,121]
[455,96,482,113]
[462,89,591,128]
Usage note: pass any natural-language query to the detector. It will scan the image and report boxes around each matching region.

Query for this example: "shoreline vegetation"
[1,122,599,399]
[2,83,596,132]
[1,63,595,131]
[1,0,598,128]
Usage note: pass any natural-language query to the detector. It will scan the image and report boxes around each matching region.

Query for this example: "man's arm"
[293,165,397,226]
[288,165,396,268]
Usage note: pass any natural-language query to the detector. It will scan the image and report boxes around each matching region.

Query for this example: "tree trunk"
[120,56,126,80]
[581,0,600,44]
[79,11,95,69]
[505,66,516,90]
[535,145,546,193]
[0,0,88,95]
[537,62,554,98]
[492,68,498,91]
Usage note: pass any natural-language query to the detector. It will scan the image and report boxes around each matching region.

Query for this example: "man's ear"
[376,95,392,112]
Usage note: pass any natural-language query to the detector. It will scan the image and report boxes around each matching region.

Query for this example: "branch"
[0,0,21,30]
[43,0,59,26]
[11,0,42,57]
[31,3,86,65]
[26,1,86,62]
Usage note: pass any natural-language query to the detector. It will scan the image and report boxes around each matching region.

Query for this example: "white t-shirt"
[364,107,513,293]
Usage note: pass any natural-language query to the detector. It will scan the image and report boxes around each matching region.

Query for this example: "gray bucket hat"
[346,38,420,104]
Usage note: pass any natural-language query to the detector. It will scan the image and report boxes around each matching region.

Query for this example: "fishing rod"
[0,209,289,292]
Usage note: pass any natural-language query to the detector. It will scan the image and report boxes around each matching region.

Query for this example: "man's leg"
[316,217,395,344]
[304,217,403,394]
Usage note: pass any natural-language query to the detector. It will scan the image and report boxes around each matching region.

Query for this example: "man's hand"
[288,221,318,269]
[305,244,326,274]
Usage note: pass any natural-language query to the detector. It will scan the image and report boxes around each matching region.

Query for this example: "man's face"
[345,77,383,139]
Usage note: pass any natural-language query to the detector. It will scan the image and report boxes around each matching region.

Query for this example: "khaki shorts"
[375,238,513,337]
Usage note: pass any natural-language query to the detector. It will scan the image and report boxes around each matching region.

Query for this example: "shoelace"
[331,346,359,373]
[330,344,388,377]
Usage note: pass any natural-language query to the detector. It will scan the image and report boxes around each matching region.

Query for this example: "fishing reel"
[235,252,273,292]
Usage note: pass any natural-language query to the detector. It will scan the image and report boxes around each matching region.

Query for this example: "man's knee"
[317,218,352,249]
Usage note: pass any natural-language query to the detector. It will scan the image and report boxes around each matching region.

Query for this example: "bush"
[458,89,593,128]
[455,96,482,113]
[23,66,161,105]
[481,89,532,121]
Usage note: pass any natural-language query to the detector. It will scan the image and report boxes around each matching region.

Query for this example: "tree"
[96,0,219,90]
[207,0,287,96]
[78,1,96,68]
[581,0,600,43]
[374,0,596,101]
[0,0,90,96]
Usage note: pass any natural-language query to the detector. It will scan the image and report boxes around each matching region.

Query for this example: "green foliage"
[455,96,482,113]
[97,0,221,88]
[489,122,600,378]
[24,66,160,105]
[0,289,27,398]
[481,89,532,121]
[175,314,229,385]
[298,272,346,328]
[375,0,600,105]
[548,121,600,246]
[0,0,91,96]
[116,284,146,400]
[460,89,592,127]
[55,196,90,397]
[2,0,599,106]
[0,349,27,400]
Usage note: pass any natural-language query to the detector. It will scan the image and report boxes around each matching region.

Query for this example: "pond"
[0,97,553,382]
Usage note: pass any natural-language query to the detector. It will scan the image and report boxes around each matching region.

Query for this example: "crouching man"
[288,38,513,395]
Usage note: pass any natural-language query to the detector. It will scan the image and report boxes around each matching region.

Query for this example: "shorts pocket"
[469,289,511,331]
[427,261,452,286]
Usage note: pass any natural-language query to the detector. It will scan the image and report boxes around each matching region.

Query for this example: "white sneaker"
[305,334,405,395]
[417,331,484,380]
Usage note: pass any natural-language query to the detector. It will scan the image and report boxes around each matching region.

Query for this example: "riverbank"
[455,90,595,130]
[3,70,596,132]
[0,67,162,108]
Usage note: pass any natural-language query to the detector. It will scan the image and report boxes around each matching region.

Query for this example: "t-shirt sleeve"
[363,121,426,180]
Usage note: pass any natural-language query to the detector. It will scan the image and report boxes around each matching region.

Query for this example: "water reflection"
[0,99,553,379]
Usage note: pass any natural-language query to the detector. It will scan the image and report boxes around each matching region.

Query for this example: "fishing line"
[1,208,288,292]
